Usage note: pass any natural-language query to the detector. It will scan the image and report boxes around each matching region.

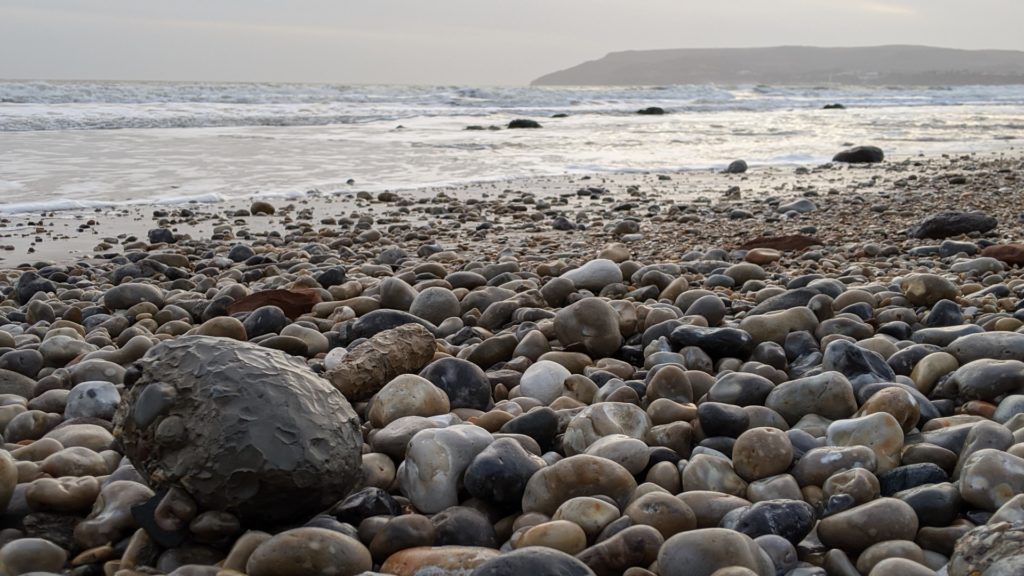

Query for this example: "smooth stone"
[902,274,958,306]
[419,357,492,411]
[960,449,1024,511]
[368,374,450,428]
[370,416,442,461]
[380,546,498,576]
[473,547,595,576]
[103,283,164,309]
[64,380,120,420]
[0,537,67,575]
[563,402,652,455]
[867,557,934,576]
[552,497,620,539]
[0,451,18,513]
[681,454,747,497]
[894,482,960,527]
[947,332,1024,364]
[657,528,774,576]
[623,491,696,538]
[464,438,546,505]
[948,359,1024,402]
[518,360,570,405]
[521,455,637,515]
[518,520,587,554]
[379,277,418,311]
[721,499,816,545]
[909,210,997,239]
[432,506,497,548]
[822,468,879,507]
[816,498,918,552]
[585,434,649,475]
[791,446,877,487]
[561,259,623,292]
[397,425,493,513]
[856,540,925,575]
[246,527,371,576]
[822,340,895,388]
[74,479,155,548]
[409,287,460,325]
[43,424,114,452]
[242,305,289,339]
[554,298,623,359]
[739,307,818,344]
[732,427,793,481]
[367,514,434,563]
[195,317,247,340]
[707,372,773,406]
[577,525,663,576]
[857,386,920,433]
[764,372,857,425]
[826,412,904,473]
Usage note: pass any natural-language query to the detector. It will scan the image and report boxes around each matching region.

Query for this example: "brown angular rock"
[982,243,1024,266]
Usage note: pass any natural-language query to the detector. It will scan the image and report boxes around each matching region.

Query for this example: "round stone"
[561,259,623,292]
[0,537,67,575]
[474,547,596,576]
[519,360,570,405]
[518,520,587,554]
[563,402,652,455]
[464,437,546,505]
[624,491,696,538]
[825,412,904,473]
[103,282,164,310]
[409,287,461,325]
[657,528,774,576]
[816,498,918,552]
[195,316,248,340]
[418,357,492,411]
[397,425,493,514]
[554,297,623,359]
[246,527,371,576]
[113,336,363,527]
[64,380,121,420]
[367,374,450,428]
[522,455,637,515]
[732,427,793,482]
[552,496,621,539]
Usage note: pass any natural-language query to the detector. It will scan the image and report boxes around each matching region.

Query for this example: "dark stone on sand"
[925,299,964,327]
[508,119,542,129]
[147,228,175,244]
[747,288,820,316]
[113,336,363,527]
[909,211,998,239]
[832,145,884,163]
[228,244,255,262]
[637,107,665,115]
[316,267,347,289]
[724,159,748,174]
[0,349,43,379]
[823,103,846,109]
[419,357,492,411]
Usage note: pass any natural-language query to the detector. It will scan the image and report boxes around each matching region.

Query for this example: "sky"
[1,0,1022,85]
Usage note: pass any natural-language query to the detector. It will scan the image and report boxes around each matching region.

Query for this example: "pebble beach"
[2,148,1024,575]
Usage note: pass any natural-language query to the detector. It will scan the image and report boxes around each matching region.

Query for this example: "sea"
[1,81,1023,214]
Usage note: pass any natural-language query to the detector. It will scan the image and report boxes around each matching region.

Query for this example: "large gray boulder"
[113,335,362,527]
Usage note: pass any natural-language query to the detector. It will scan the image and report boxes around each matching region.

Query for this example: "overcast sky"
[1,0,1022,85]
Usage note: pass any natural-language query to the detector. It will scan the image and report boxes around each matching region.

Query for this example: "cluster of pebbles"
[0,153,1024,575]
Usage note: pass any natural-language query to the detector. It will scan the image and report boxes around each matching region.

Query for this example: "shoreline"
[2,148,1020,268]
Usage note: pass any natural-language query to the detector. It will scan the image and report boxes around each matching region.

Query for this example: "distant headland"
[531,45,1024,86]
